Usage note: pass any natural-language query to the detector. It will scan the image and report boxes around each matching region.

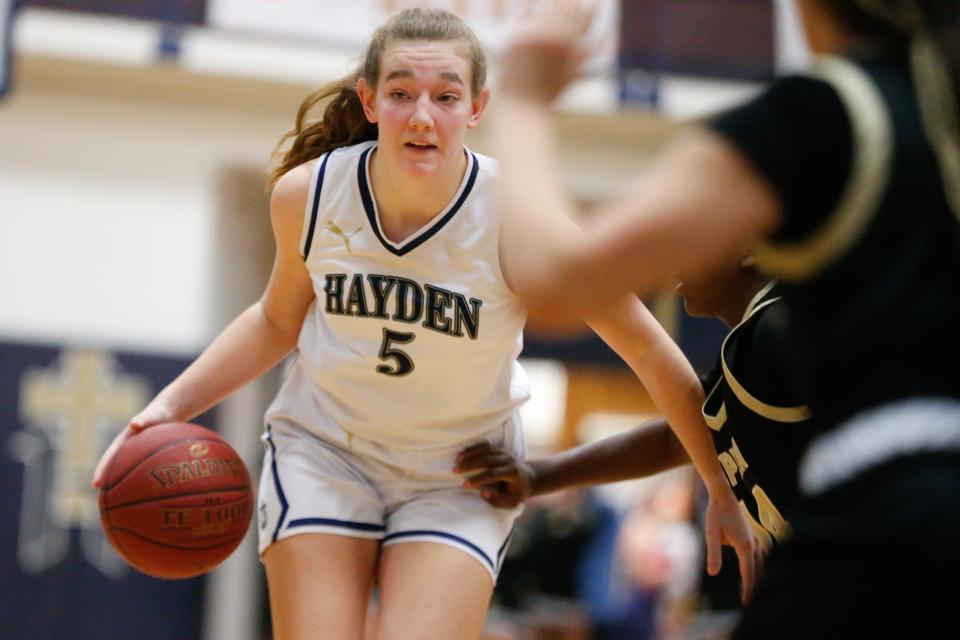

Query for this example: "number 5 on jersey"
[378,328,415,376]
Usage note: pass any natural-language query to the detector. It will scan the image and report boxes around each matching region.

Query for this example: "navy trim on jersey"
[286,517,385,533]
[1,0,19,99]
[357,147,479,256]
[265,424,290,544]
[302,152,332,260]
[495,525,514,572]
[383,529,494,570]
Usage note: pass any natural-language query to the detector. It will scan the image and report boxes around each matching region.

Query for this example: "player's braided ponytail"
[267,8,487,190]
[852,0,960,217]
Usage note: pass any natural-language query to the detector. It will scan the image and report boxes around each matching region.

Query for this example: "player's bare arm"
[493,5,781,329]
[585,296,759,602]
[93,162,316,488]
[455,417,687,509]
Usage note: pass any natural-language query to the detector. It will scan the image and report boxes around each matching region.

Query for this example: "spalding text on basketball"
[149,457,246,489]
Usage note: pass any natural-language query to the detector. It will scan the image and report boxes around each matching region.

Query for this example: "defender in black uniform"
[456,258,812,587]
[699,281,811,550]
[489,0,960,637]
[707,4,960,637]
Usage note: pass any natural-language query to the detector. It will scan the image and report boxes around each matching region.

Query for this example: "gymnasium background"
[0,2,808,639]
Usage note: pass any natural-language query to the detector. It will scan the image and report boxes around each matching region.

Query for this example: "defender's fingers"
[462,467,519,488]
[454,453,512,474]
[480,490,521,509]
[455,443,498,465]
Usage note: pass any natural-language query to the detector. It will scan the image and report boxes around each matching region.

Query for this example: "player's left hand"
[454,443,534,509]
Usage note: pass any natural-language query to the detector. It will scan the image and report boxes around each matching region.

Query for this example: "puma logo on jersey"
[323,273,482,340]
[326,221,362,253]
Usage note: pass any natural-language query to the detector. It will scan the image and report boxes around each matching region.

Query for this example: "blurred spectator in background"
[489,475,699,640]
[597,474,700,640]
[494,488,612,639]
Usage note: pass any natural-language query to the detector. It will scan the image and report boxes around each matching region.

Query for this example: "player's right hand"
[91,406,171,489]
[454,443,535,509]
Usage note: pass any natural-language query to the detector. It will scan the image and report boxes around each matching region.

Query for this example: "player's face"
[359,40,489,177]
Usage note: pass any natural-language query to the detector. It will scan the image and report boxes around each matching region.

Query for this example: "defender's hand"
[454,443,535,509]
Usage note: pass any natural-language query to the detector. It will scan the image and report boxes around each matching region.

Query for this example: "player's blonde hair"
[826,0,959,216]
[267,8,487,189]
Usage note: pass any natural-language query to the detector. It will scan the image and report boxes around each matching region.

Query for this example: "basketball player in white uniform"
[94,9,754,639]
[258,140,530,579]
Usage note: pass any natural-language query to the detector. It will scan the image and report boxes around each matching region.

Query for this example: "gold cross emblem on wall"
[19,350,150,529]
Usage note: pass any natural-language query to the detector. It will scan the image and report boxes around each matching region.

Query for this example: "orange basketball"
[98,422,253,579]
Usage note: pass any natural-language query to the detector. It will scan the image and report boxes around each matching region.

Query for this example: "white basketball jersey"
[265,141,529,450]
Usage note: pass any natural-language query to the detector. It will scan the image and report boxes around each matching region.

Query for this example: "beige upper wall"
[13,54,679,192]
[0,55,678,351]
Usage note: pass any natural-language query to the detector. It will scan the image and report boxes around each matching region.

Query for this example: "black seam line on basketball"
[358,147,478,257]
[105,516,134,566]
[102,486,252,512]
[102,436,228,493]
[107,526,244,551]
[302,151,331,260]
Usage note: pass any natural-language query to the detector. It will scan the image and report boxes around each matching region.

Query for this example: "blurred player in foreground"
[491,1,960,637]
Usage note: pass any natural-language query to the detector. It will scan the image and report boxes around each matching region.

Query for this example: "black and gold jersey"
[710,51,960,431]
[702,282,813,549]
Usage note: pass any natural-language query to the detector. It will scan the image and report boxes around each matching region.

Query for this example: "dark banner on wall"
[0,0,15,99]
[24,0,205,23]
[0,341,208,640]
[620,0,774,81]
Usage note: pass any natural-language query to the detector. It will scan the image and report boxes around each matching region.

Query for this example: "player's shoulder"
[270,142,374,212]
[270,160,314,217]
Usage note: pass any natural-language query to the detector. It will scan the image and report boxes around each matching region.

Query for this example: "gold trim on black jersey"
[703,376,727,432]
[742,281,777,320]
[718,292,811,424]
[912,37,960,224]
[753,56,893,281]
[701,283,776,431]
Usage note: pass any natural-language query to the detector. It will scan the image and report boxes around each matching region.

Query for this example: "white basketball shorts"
[256,416,524,581]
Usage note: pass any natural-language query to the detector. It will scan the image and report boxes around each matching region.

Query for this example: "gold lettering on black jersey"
[719,436,792,546]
